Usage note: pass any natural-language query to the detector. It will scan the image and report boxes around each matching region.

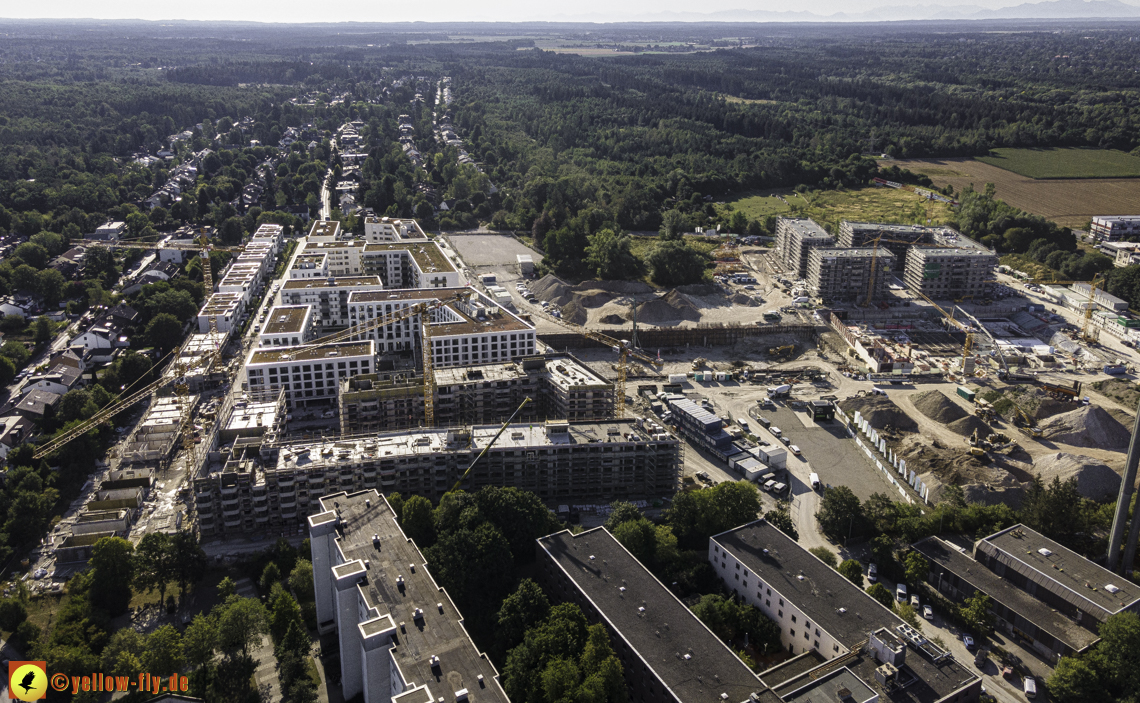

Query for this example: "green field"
[977,148,1140,179]
[724,187,954,234]
[720,193,792,220]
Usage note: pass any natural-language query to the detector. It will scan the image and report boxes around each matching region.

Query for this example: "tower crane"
[1023,274,1104,344]
[543,308,664,417]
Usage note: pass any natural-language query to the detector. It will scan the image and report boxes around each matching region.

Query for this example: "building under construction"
[838,222,935,272]
[193,419,680,537]
[775,218,834,277]
[903,247,998,300]
[336,354,614,434]
[806,247,895,304]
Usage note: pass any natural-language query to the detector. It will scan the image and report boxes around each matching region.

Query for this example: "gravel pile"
[1032,452,1122,500]
[599,313,626,325]
[839,395,918,436]
[730,293,759,307]
[636,290,701,323]
[575,290,616,308]
[947,415,993,437]
[1039,406,1132,450]
[532,274,574,305]
[911,390,968,424]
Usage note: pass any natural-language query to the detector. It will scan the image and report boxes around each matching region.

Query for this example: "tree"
[808,547,837,569]
[171,531,208,599]
[58,389,97,423]
[13,242,48,269]
[30,232,65,256]
[400,495,436,547]
[666,482,760,549]
[268,584,304,646]
[261,562,281,594]
[1049,656,1108,703]
[101,628,145,673]
[903,552,930,586]
[183,614,218,671]
[134,532,176,607]
[645,240,708,286]
[32,315,53,344]
[659,210,686,240]
[217,577,237,601]
[497,579,551,653]
[1,341,30,367]
[289,559,315,603]
[424,523,515,612]
[0,598,27,630]
[838,559,864,588]
[144,625,184,675]
[895,602,921,628]
[584,229,641,280]
[36,269,65,308]
[0,357,13,388]
[959,591,994,639]
[473,486,562,564]
[815,485,865,541]
[145,313,183,354]
[764,501,798,541]
[11,265,38,293]
[89,537,135,615]
[217,597,269,656]
[867,583,895,609]
[604,501,643,532]
[613,518,658,566]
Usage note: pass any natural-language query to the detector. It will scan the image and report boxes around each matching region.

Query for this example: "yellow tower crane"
[1023,274,1105,344]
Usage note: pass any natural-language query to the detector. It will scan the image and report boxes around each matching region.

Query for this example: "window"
[766,588,771,596]
[779,599,784,606]
[735,563,740,570]
[789,629,795,636]
[765,600,770,607]
[815,629,820,637]
[778,610,782,618]
[791,615,796,623]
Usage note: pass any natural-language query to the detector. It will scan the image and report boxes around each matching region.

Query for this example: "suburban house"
[13,391,62,422]
[0,415,33,463]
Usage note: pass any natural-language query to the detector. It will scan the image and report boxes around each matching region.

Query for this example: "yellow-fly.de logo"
[8,661,46,701]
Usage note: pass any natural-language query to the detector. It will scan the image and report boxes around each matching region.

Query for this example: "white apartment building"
[259,305,314,347]
[245,341,375,407]
[364,216,427,242]
[197,292,244,334]
[346,288,536,366]
[289,252,331,280]
[279,276,386,330]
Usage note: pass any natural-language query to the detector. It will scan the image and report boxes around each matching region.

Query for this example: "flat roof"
[263,305,310,335]
[538,528,768,703]
[713,521,904,647]
[348,289,532,336]
[282,276,384,291]
[779,218,831,239]
[317,490,508,703]
[249,341,373,365]
[308,220,341,238]
[364,241,455,272]
[912,537,1099,652]
[909,247,997,259]
[980,524,1140,616]
[781,667,876,703]
[812,247,895,260]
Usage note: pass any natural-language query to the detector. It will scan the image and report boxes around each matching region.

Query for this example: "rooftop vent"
[838,607,848,614]
[683,654,692,660]
[638,607,646,613]
[1107,584,1122,594]
[1038,548,1053,557]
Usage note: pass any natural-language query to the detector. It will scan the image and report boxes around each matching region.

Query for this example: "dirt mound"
[574,290,615,308]
[574,279,653,295]
[533,274,574,306]
[946,415,992,437]
[730,293,758,307]
[911,390,968,424]
[894,434,992,482]
[1032,452,1121,500]
[636,290,702,324]
[1039,405,1131,450]
[560,300,588,326]
[839,395,918,437]
[1000,387,1073,420]
[599,313,626,325]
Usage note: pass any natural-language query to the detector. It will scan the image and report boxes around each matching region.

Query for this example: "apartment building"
[1090,215,1140,241]
[289,252,330,280]
[259,305,315,348]
[307,490,507,703]
[303,240,366,277]
[308,220,342,241]
[838,222,934,272]
[913,524,1140,660]
[903,247,997,300]
[245,341,376,408]
[775,218,834,278]
[250,223,285,256]
[337,354,614,434]
[193,419,680,537]
[364,216,427,242]
[362,242,463,288]
[806,247,895,303]
[1099,241,1140,267]
[346,288,536,365]
[279,276,386,331]
[536,527,774,703]
[712,520,981,703]
[197,292,243,334]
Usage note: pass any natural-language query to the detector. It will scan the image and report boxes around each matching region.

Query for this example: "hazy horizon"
[6,0,1140,24]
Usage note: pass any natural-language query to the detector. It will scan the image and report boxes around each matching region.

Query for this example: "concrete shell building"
[806,247,895,304]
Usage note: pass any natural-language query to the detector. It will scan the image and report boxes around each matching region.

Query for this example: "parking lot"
[445,231,543,268]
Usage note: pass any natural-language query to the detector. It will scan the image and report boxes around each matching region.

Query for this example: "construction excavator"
[768,345,795,359]
[1009,398,1043,439]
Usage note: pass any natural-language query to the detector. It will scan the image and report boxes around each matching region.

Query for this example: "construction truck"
[692,357,707,370]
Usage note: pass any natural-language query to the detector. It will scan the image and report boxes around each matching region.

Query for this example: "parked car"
[1023,676,1036,699]
[910,594,920,608]
[895,583,907,602]
[867,563,877,583]
[962,634,975,649]
[923,605,933,620]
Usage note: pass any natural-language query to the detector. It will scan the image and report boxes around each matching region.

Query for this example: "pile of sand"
[946,415,993,437]
[533,274,574,306]
[1003,387,1073,420]
[599,313,626,325]
[1031,452,1121,500]
[838,395,918,436]
[730,293,758,307]
[895,434,992,481]
[911,390,968,424]
[1039,406,1132,450]
[560,300,588,325]
[636,290,701,324]
[575,290,616,308]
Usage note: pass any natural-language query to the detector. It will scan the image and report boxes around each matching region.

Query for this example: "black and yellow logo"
[8,662,46,701]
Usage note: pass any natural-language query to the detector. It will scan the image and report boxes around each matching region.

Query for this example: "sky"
[0,0,1069,23]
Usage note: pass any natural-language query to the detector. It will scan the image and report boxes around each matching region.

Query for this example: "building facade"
[806,247,895,303]
[903,247,998,300]
[775,218,834,278]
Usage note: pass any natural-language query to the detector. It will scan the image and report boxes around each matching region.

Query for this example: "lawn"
[977,148,1140,179]
[793,187,955,233]
[720,193,792,221]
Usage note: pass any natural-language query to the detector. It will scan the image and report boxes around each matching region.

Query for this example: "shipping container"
[956,386,976,402]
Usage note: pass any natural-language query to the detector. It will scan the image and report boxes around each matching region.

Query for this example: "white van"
[896,583,908,602]
[1023,677,1036,699]
[770,427,782,437]
[809,472,820,490]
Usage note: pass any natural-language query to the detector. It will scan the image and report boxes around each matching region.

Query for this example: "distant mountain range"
[570,0,1140,22]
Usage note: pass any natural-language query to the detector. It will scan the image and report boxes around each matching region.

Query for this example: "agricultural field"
[891,157,1140,229]
[977,147,1140,179]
